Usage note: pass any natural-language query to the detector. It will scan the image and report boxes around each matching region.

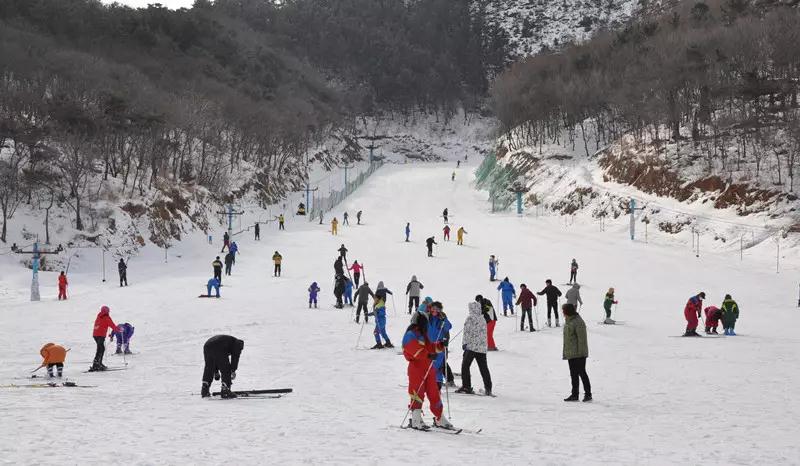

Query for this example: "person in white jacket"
[455,302,493,396]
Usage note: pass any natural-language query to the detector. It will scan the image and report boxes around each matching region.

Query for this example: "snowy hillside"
[2,160,799,464]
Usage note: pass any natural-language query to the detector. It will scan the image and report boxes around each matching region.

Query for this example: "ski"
[598,321,625,325]
[198,295,221,299]
[668,335,723,338]
[453,391,496,398]
[394,423,462,435]
[433,425,482,435]
[1,382,96,388]
[83,366,127,373]
[211,388,293,396]
[110,352,139,355]
[208,394,282,399]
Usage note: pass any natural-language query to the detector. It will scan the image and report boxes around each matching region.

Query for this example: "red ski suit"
[93,307,119,337]
[704,306,721,329]
[402,327,443,418]
[684,296,703,331]
[58,274,68,300]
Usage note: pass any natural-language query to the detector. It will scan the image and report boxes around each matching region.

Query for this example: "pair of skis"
[2,381,96,388]
[396,421,482,435]
[204,388,293,399]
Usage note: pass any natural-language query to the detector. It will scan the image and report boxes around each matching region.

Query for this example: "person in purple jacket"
[308,282,321,309]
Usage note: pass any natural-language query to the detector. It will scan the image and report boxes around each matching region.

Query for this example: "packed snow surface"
[2,161,799,464]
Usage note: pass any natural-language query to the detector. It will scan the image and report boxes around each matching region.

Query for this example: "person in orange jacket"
[90,306,119,371]
[58,271,68,300]
[37,343,68,378]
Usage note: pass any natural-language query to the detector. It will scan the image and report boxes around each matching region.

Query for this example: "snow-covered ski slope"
[2,161,799,465]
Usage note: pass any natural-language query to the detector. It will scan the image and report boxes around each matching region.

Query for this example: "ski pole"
[400,319,446,427]
[534,304,540,330]
[391,294,397,317]
[355,320,366,349]
[444,345,451,419]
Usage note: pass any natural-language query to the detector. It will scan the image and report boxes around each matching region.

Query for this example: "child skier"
[405,223,411,242]
[37,343,67,378]
[370,297,393,349]
[111,323,135,354]
[704,306,722,334]
[603,288,618,324]
[721,294,740,336]
[206,277,221,298]
[456,227,467,245]
[427,302,454,388]
[443,225,451,241]
[497,277,517,316]
[90,306,119,371]
[476,295,499,351]
[569,259,579,284]
[488,255,498,281]
[331,217,338,235]
[308,282,321,308]
[344,277,354,306]
[58,271,68,300]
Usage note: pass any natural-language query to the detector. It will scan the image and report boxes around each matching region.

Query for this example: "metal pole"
[740,236,743,261]
[102,250,106,282]
[776,234,780,274]
[31,242,40,302]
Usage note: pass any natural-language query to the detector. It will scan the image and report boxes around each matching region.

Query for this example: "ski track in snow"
[2,161,799,464]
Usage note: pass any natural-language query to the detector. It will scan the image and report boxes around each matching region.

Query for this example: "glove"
[427,353,437,360]
[231,371,236,381]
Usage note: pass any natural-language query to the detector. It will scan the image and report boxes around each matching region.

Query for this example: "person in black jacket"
[334,256,344,277]
[212,256,223,286]
[118,259,128,287]
[224,252,234,276]
[201,335,244,399]
[425,237,437,257]
[537,279,563,327]
[338,244,348,260]
[254,222,260,240]
[333,274,346,309]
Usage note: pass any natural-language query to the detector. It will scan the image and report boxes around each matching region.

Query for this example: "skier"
[200,335,244,399]
[206,277,221,298]
[443,225,451,241]
[212,256,223,285]
[343,211,349,226]
[319,210,324,225]
[565,283,583,308]
[118,258,128,287]
[369,297,393,349]
[338,244,348,259]
[405,222,411,242]
[308,282,321,309]
[331,217,338,235]
[354,282,375,323]
[456,301,493,396]
[90,305,119,372]
[333,274,346,309]
[402,312,453,430]
[111,322,135,354]
[456,227,467,245]
[297,203,306,215]
[272,251,282,277]
[254,222,260,240]
[221,231,230,253]
[537,279,563,327]
[224,251,234,276]
[344,277,354,306]
[497,277,517,316]
[57,271,68,300]
[278,214,285,230]
[375,281,393,303]
[37,343,67,378]
[451,171,455,181]
[457,160,461,168]
[569,259,579,284]
[603,288,618,324]
[683,292,705,337]
[349,260,363,286]
[425,236,437,257]
[721,294,739,336]
[562,303,591,402]
[488,255,499,282]
[516,284,537,331]
[477,295,499,351]
[406,275,424,314]
[356,210,362,224]
[442,208,449,223]
[334,256,345,277]
[427,301,454,388]
[229,241,239,263]
[704,306,722,334]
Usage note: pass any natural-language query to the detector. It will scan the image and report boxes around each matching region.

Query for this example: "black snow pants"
[521,307,533,330]
[356,302,369,323]
[213,267,222,285]
[461,350,492,392]
[202,345,233,389]
[93,336,106,366]
[568,357,591,396]
[547,301,558,320]
[408,296,420,314]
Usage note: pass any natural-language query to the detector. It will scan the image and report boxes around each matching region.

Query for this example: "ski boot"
[384,341,394,349]
[434,415,454,429]
[711,328,719,335]
[583,393,592,402]
[115,348,123,354]
[564,394,579,402]
[547,318,552,327]
[530,328,536,332]
[220,384,237,399]
[410,409,429,430]
[455,386,474,394]
[370,343,384,349]
[555,319,560,327]
[729,329,736,336]
[201,382,211,398]
[445,380,456,388]
[124,347,133,355]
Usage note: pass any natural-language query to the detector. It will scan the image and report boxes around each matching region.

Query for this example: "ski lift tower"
[508,181,530,216]
[629,198,647,240]
[13,241,64,301]
[217,203,244,235]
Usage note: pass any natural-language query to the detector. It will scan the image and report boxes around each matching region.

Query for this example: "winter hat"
[724,294,732,300]
[698,292,706,299]
[608,287,615,294]
[216,256,220,260]
[520,284,527,289]
[475,294,483,303]
[423,296,433,304]
[377,281,385,289]
[504,277,509,282]
[411,275,417,281]
[100,305,110,314]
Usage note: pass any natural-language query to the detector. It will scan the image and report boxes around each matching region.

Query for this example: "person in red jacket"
[57,271,68,300]
[90,305,119,371]
[442,225,451,241]
[516,283,538,332]
[402,313,451,430]
[683,292,705,337]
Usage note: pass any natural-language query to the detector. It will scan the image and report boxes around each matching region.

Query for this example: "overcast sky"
[101,0,195,9]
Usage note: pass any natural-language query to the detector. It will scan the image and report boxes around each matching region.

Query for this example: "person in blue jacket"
[111,322,135,354]
[369,298,393,349]
[229,242,239,264]
[427,302,454,388]
[405,223,411,242]
[344,277,354,306]
[308,282,321,308]
[489,255,498,282]
[497,277,517,316]
[206,277,221,298]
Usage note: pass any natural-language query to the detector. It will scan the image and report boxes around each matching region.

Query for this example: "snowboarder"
[278,214,285,230]
[516,284,537,331]
[254,222,260,240]
[354,282,375,323]
[375,281,393,303]
[488,255,499,282]
[309,282,321,308]
[603,288,618,324]
[111,322,135,354]
[704,306,722,334]
[206,277,221,298]
[721,294,739,336]
[538,279,563,327]
[343,211,349,226]
[118,259,128,287]
[425,237,437,257]
[443,225,451,241]
[442,208,449,223]
[349,260,363,286]
[201,335,244,399]
[90,306,119,372]
[456,302,493,396]
[221,231,230,253]
[405,222,411,242]
[497,277,517,316]
[212,256,223,285]
[331,217,338,235]
[369,297,393,349]
[456,227,467,245]
[37,343,67,378]
[683,292,705,337]
[344,277,354,306]
[565,283,583,308]
[333,274,346,309]
[427,302,454,388]
[356,210,362,224]
[562,303,591,402]
[224,251,234,276]
[569,259,579,284]
[272,251,282,277]
[57,271,68,300]
[338,244,348,259]
[402,312,452,430]
[477,295,499,351]
[406,275,424,314]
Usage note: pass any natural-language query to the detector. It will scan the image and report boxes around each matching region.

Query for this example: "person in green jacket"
[603,287,618,324]
[562,303,591,402]
[720,294,739,336]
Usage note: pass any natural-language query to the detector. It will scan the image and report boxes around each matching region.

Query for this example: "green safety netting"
[474,153,516,212]
[308,161,384,221]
